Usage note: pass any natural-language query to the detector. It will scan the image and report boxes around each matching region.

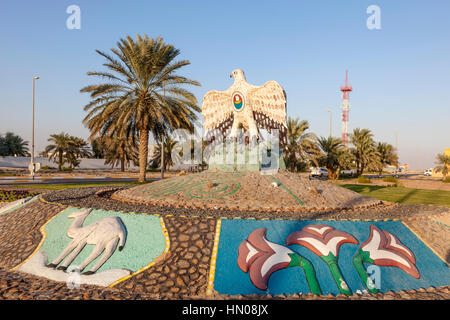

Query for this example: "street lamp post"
[326,109,332,138]
[30,76,39,179]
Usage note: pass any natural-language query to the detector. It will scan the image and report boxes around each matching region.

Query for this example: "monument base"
[206,143,286,172]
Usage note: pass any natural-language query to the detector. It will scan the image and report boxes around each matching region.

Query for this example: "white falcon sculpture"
[202,69,288,148]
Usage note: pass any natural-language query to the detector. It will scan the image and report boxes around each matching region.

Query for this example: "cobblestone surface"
[405,213,450,263]
[0,199,66,269]
[114,216,216,299]
[43,186,449,220]
[0,267,448,300]
[0,189,448,300]
[114,171,382,212]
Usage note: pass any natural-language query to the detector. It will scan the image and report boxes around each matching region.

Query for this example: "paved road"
[0,176,160,185]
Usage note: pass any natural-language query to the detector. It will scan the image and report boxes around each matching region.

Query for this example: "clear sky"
[1,0,449,169]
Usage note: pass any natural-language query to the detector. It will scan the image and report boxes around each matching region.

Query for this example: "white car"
[424,169,432,176]
[310,167,329,178]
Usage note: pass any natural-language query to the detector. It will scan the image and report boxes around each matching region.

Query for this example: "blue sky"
[1,0,449,169]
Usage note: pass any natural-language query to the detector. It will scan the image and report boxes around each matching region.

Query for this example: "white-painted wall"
[0,156,139,170]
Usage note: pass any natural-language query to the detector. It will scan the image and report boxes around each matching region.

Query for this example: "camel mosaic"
[46,208,127,275]
[15,207,168,287]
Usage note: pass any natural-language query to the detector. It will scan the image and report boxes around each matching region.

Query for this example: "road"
[0,176,160,185]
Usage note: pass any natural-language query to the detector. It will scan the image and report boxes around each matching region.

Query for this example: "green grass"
[340,184,450,207]
[6,181,146,191]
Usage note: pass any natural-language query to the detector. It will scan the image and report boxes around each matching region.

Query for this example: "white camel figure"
[47,208,127,275]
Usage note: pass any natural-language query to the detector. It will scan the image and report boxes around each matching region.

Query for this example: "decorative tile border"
[207,218,222,296]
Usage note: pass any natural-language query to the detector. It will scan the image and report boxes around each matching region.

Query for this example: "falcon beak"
[230,73,233,78]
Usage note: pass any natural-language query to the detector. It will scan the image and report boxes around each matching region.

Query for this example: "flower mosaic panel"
[213,219,450,296]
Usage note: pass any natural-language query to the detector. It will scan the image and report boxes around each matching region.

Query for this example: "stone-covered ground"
[44,186,450,220]
[113,171,382,212]
[0,186,449,300]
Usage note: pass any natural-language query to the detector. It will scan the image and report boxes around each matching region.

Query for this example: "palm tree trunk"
[139,129,149,182]
[120,146,125,172]
[58,152,63,171]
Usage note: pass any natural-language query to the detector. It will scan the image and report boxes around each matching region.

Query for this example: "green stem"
[289,253,322,295]
[321,254,352,295]
[352,249,379,294]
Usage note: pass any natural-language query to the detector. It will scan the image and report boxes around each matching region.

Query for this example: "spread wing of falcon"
[248,81,288,148]
[202,89,234,143]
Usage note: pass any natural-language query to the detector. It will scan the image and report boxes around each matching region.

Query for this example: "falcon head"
[230,69,246,82]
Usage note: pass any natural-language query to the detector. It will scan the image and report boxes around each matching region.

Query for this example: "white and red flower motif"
[286,224,358,295]
[286,224,358,257]
[238,228,295,290]
[360,225,419,278]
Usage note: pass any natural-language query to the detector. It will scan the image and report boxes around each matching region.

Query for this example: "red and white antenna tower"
[340,70,352,146]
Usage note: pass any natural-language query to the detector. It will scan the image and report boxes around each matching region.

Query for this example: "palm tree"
[350,128,379,176]
[103,135,139,171]
[90,137,106,159]
[42,133,90,170]
[435,153,450,180]
[284,117,320,171]
[150,135,181,171]
[43,132,72,170]
[317,136,345,179]
[81,35,200,182]
[0,132,29,156]
[67,136,91,168]
[375,142,398,176]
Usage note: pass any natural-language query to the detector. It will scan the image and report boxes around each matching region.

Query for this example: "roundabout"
[0,174,449,300]
[0,70,448,301]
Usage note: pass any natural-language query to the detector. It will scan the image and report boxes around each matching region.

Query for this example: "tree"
[42,133,90,170]
[150,135,181,171]
[350,128,379,176]
[0,132,29,156]
[67,136,91,168]
[284,117,320,172]
[435,153,450,180]
[90,137,106,159]
[103,135,139,171]
[43,132,72,170]
[81,34,200,182]
[375,142,398,176]
[317,136,345,179]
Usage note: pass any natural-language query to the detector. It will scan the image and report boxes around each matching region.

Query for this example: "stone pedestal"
[206,141,285,172]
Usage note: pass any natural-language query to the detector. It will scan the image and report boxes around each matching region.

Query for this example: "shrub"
[358,175,371,184]
[61,167,73,172]
[443,177,450,183]
[383,176,398,183]
[41,165,56,170]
